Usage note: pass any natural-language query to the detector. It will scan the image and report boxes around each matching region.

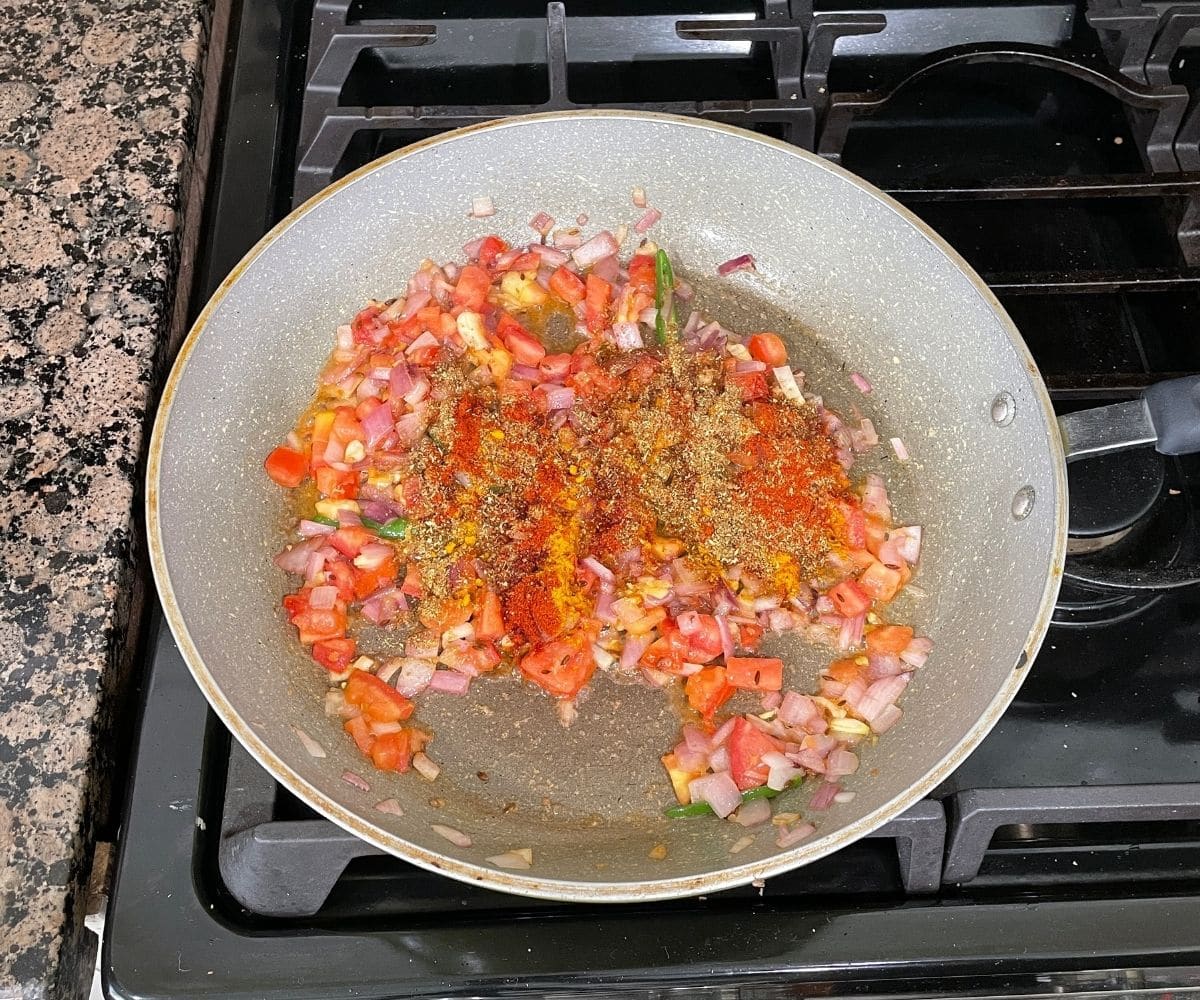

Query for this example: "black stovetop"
[105,1,1200,997]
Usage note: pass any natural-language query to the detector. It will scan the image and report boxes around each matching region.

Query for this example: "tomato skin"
[828,579,871,617]
[727,717,784,790]
[313,637,356,673]
[748,332,788,367]
[265,446,308,487]
[685,666,733,720]
[548,267,587,305]
[519,635,595,698]
[866,624,914,654]
[344,670,415,723]
[475,589,506,641]
[725,656,784,692]
[370,729,413,772]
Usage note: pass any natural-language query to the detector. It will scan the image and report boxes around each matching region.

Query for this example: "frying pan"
[147,111,1200,902]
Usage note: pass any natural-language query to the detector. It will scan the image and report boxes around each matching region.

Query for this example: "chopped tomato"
[642,624,690,674]
[747,332,788,367]
[313,637,356,673]
[539,353,572,379]
[548,266,586,305]
[504,251,542,271]
[825,657,863,683]
[858,561,903,603]
[682,615,723,664]
[370,729,413,772]
[627,253,656,293]
[567,365,622,399]
[840,502,867,550]
[498,316,546,365]
[476,235,509,269]
[324,559,358,602]
[728,370,769,401]
[453,264,492,311]
[583,273,611,333]
[399,562,422,597]
[329,525,373,559]
[735,622,764,651]
[685,666,733,720]
[725,656,784,692]
[344,670,414,723]
[828,579,871,617]
[727,717,784,790]
[291,605,347,645]
[264,446,307,488]
[352,552,398,599]
[315,466,359,500]
[332,406,365,445]
[866,624,914,654]
[309,411,335,469]
[519,634,596,699]
[475,589,506,641]
[343,715,375,755]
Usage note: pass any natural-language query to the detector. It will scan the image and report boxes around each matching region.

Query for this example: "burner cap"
[1067,447,1164,545]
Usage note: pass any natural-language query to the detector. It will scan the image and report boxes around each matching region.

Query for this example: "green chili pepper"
[654,249,676,347]
[360,516,409,540]
[662,776,805,819]
[309,514,338,527]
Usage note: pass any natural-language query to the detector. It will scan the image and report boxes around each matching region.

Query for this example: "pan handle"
[1058,374,1200,462]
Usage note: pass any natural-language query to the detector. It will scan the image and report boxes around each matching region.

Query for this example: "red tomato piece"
[504,251,542,271]
[684,666,733,720]
[538,353,572,379]
[453,264,492,311]
[476,235,509,269]
[329,526,373,559]
[475,589,506,641]
[548,267,586,305]
[309,411,334,469]
[641,624,690,674]
[840,502,867,550]
[399,562,423,597]
[747,332,788,367]
[264,446,307,488]
[865,624,915,654]
[828,579,871,617]
[583,273,611,333]
[825,657,864,683]
[331,406,365,445]
[736,622,764,651]
[627,254,656,293]
[858,561,903,603]
[519,635,595,699]
[315,466,359,500]
[683,615,724,664]
[344,670,415,723]
[503,327,546,365]
[727,717,785,790]
[353,553,398,600]
[370,729,413,772]
[313,637,356,673]
[292,605,347,645]
[343,715,375,755]
[323,559,358,602]
[725,656,784,692]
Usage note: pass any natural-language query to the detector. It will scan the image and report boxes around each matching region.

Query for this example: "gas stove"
[105,2,1200,997]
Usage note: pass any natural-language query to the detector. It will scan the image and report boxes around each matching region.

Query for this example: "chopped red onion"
[717,253,756,277]
[530,242,570,266]
[619,634,650,671]
[634,207,662,233]
[552,229,583,250]
[890,436,910,461]
[762,751,804,791]
[731,797,771,827]
[412,752,440,781]
[837,612,866,651]
[469,195,496,218]
[735,359,767,373]
[592,253,621,283]
[708,746,730,772]
[778,692,818,728]
[715,615,735,660]
[581,556,614,583]
[871,704,903,734]
[775,821,816,848]
[689,772,742,819]
[631,186,647,207]
[341,770,370,792]
[393,657,436,696]
[274,536,325,575]
[429,670,470,695]
[488,848,534,870]
[308,585,338,611]
[761,690,783,712]
[539,384,575,410]
[293,726,326,758]
[431,823,472,847]
[297,519,334,538]
[850,371,873,394]
[862,473,892,520]
[374,798,404,816]
[612,322,643,350]
[900,636,933,669]
[826,749,859,777]
[809,781,841,811]
[529,211,554,236]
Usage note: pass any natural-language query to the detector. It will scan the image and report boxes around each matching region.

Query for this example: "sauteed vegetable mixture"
[267,215,930,831]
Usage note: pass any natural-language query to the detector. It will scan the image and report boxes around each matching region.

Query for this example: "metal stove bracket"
[803,13,888,115]
[943,783,1200,884]
[816,42,1190,172]
[1087,1,1172,83]
[218,740,946,916]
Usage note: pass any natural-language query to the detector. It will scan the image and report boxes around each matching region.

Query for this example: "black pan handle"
[1058,375,1200,462]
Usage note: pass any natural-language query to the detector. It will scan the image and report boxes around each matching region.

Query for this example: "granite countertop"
[0,2,214,996]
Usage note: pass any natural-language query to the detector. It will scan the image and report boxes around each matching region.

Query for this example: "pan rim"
[146,109,1068,902]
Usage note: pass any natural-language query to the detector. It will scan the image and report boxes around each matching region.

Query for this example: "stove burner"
[1066,447,1165,554]
[1052,576,1163,627]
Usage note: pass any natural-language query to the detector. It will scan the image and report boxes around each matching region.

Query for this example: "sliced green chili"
[309,514,338,527]
[663,776,805,819]
[654,248,676,346]
[360,515,409,540]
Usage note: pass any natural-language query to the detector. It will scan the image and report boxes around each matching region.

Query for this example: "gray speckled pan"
[147,111,1068,901]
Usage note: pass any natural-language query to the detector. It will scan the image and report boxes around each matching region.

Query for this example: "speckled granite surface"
[0,2,211,996]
